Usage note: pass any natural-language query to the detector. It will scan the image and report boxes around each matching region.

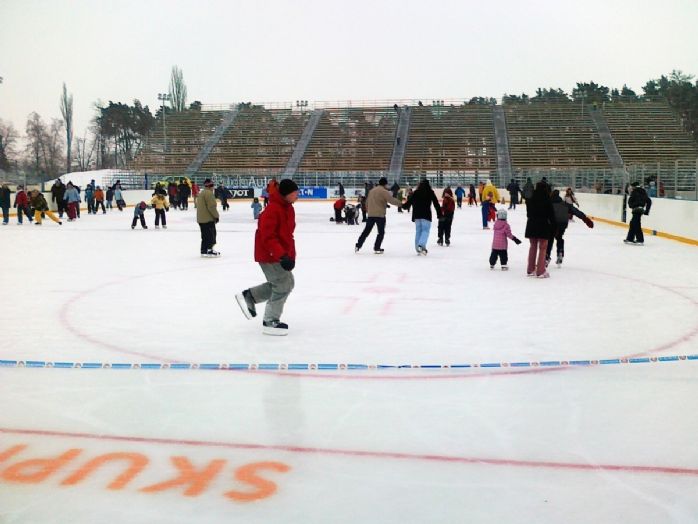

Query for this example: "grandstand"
[604,100,697,164]
[504,102,609,170]
[403,104,496,174]
[134,109,225,173]
[130,98,697,194]
[297,106,398,174]
[201,105,311,174]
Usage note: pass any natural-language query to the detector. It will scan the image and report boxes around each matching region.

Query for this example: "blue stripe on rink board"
[1,354,698,371]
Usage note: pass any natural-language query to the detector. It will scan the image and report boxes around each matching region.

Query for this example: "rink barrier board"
[588,215,698,247]
[1,355,696,371]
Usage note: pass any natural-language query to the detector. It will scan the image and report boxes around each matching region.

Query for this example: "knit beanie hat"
[279,179,299,196]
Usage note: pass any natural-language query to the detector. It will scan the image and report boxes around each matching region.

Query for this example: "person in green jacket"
[30,190,62,226]
[196,179,220,257]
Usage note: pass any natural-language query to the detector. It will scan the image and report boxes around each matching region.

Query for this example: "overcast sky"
[1,0,697,137]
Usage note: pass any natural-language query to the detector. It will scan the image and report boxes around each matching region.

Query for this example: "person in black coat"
[506,179,521,210]
[402,179,442,255]
[468,184,478,206]
[547,189,594,266]
[624,182,652,245]
[178,181,191,210]
[525,182,555,277]
[50,179,67,217]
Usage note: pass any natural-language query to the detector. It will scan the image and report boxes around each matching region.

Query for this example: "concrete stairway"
[588,108,624,168]
[387,106,411,182]
[492,105,513,182]
[185,105,240,176]
[282,109,324,178]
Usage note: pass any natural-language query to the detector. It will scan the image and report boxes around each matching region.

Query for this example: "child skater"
[468,184,478,206]
[13,185,33,224]
[131,201,148,229]
[150,193,169,229]
[251,197,262,220]
[490,208,521,270]
[94,186,106,214]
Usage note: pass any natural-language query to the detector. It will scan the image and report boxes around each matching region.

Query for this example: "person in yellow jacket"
[481,179,500,229]
[150,193,169,229]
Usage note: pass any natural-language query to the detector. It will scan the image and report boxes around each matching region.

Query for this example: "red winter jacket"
[14,190,29,208]
[254,191,296,263]
[441,195,456,214]
[333,198,345,210]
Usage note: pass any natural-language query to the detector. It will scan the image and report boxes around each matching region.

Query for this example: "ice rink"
[1,199,698,523]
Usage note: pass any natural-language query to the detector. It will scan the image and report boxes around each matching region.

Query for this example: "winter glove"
[280,255,295,271]
[582,216,594,228]
[215,218,219,223]
[643,210,649,216]
[512,236,522,245]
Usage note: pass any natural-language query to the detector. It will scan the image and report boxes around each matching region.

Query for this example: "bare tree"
[44,119,64,178]
[24,113,64,180]
[169,66,187,112]
[74,130,97,171]
[60,82,74,173]
[0,118,18,172]
[25,112,46,177]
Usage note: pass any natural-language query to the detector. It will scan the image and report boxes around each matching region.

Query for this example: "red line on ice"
[1,426,696,477]
[56,265,698,381]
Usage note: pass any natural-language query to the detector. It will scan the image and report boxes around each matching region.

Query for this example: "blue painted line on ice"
[0,355,696,371]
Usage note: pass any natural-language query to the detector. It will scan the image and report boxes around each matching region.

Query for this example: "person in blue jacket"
[251,197,263,219]
[454,185,466,209]
[85,181,95,214]
[63,182,81,221]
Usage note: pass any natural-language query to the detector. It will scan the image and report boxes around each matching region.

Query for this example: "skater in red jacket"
[236,179,299,336]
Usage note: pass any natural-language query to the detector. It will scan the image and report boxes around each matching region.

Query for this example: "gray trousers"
[249,263,295,322]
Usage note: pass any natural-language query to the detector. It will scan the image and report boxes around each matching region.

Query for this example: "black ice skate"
[202,249,221,258]
[263,320,288,336]
[235,290,257,319]
[374,248,384,254]
[556,254,563,266]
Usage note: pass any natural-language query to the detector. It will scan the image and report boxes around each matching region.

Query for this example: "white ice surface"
[1,201,697,523]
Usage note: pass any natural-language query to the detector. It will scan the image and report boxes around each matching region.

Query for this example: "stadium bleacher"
[130,99,696,193]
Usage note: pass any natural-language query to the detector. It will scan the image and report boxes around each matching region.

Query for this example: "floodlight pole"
[158,93,171,153]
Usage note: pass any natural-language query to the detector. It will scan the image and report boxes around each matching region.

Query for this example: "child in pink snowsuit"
[490,208,521,270]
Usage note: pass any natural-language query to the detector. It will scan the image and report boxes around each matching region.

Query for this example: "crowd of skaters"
[330,177,600,279]
[2,174,653,336]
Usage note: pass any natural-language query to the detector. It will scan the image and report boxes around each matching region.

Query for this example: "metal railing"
[200,98,496,113]
[114,158,698,200]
